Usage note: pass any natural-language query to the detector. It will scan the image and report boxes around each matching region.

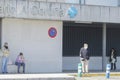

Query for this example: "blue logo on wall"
[68,6,78,18]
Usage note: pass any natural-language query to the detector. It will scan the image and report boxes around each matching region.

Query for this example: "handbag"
[80,57,85,61]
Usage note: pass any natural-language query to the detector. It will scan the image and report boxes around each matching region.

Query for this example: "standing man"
[79,43,90,73]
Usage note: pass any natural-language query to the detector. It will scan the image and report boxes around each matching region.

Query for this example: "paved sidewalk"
[68,71,120,76]
[0,72,119,80]
[69,71,120,80]
[76,76,120,80]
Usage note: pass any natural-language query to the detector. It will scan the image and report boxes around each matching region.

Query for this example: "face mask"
[84,43,88,49]
[84,46,88,49]
[4,46,8,49]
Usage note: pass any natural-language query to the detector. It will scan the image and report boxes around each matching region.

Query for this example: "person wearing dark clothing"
[79,43,90,73]
[109,48,117,70]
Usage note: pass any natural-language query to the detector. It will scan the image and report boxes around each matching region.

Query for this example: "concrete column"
[102,23,106,71]
[118,0,120,6]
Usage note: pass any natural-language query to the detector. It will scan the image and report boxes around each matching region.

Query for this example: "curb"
[69,73,120,77]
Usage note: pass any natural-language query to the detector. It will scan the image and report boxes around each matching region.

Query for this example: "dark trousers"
[15,62,25,73]
[111,63,116,70]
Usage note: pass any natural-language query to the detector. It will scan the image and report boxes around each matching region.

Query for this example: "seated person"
[15,52,25,73]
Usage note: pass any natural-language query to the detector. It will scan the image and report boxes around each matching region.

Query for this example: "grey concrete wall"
[35,0,79,3]
[2,18,63,73]
[63,57,120,71]
[63,57,102,71]
[85,0,118,6]
[118,0,120,6]
[29,0,118,6]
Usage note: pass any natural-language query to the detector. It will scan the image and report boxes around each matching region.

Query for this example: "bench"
[7,64,17,73]
[7,64,23,73]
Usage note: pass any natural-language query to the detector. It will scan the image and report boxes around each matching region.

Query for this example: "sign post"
[106,64,111,79]
[78,63,82,77]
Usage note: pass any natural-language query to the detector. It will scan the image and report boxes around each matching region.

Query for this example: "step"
[0,74,75,80]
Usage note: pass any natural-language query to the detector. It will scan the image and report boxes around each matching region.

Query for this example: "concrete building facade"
[2,19,62,73]
[85,0,118,6]
[0,0,120,73]
[36,0,119,6]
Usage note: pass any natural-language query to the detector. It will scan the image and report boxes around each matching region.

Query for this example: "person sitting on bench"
[15,52,25,73]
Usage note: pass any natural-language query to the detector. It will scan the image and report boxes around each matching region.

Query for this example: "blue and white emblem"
[68,6,78,18]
